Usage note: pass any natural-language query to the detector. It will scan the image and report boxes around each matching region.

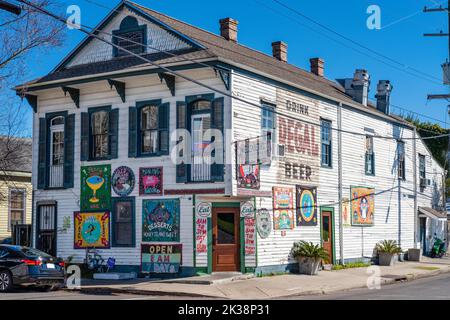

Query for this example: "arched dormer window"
[113,15,147,58]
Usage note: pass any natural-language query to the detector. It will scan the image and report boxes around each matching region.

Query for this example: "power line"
[18,0,450,142]
[269,0,444,85]
[82,0,450,134]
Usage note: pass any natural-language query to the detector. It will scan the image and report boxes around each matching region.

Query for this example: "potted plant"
[375,240,402,266]
[291,240,329,275]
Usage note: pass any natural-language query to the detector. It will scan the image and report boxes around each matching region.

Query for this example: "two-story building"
[16,0,445,276]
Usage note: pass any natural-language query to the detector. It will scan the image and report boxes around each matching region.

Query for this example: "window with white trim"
[49,116,64,188]
[9,189,25,231]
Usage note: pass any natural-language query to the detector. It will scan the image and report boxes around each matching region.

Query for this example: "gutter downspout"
[413,128,418,249]
[338,102,344,264]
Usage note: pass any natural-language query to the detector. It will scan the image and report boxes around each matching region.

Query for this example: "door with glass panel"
[212,207,240,272]
[191,113,211,182]
[49,116,64,188]
[36,204,56,256]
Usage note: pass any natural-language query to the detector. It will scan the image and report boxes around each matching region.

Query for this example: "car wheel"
[0,271,12,293]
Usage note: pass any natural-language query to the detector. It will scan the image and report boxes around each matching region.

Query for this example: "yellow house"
[0,136,32,242]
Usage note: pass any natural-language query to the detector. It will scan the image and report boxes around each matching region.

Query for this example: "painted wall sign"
[351,187,375,226]
[142,199,180,242]
[296,186,318,226]
[112,166,135,196]
[141,244,182,273]
[273,187,295,230]
[139,167,163,196]
[237,164,260,190]
[286,100,309,115]
[74,211,110,249]
[278,117,319,157]
[256,208,272,239]
[196,202,212,218]
[240,201,255,218]
[285,163,313,181]
[244,217,256,255]
[342,197,351,227]
[80,165,111,211]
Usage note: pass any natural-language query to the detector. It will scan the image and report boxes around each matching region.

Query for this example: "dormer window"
[113,16,147,58]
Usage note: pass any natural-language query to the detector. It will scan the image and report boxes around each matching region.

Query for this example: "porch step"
[93,272,137,280]
[158,272,255,285]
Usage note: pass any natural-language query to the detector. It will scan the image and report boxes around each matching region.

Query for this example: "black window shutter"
[63,114,75,188]
[128,107,137,158]
[158,102,169,154]
[211,97,224,182]
[109,108,119,159]
[176,101,188,183]
[37,118,47,189]
[80,112,89,161]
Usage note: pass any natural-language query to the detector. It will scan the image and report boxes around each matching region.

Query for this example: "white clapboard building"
[16,1,445,275]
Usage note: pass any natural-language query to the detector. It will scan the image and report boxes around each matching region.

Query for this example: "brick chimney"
[220,18,238,42]
[375,80,393,114]
[272,41,288,63]
[310,58,324,77]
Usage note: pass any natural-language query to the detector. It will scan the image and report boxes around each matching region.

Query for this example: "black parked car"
[0,245,65,292]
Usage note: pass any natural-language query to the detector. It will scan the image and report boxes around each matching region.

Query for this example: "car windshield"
[19,247,53,259]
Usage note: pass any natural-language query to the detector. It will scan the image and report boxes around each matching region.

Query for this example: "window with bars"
[365,135,375,175]
[9,190,25,231]
[397,141,406,180]
[321,119,332,167]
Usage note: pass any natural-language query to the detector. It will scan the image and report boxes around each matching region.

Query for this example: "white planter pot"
[297,257,322,275]
[378,252,397,266]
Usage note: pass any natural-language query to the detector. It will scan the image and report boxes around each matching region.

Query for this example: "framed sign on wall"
[74,211,110,249]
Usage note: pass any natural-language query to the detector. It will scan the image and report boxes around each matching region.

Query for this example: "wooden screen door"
[212,207,240,272]
[321,210,333,264]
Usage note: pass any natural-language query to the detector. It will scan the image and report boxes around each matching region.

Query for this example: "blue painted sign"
[142,199,180,242]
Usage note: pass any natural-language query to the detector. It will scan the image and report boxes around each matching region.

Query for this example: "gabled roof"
[17,0,413,128]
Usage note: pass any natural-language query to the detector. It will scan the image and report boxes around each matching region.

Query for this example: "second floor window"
[321,119,332,167]
[9,190,25,231]
[419,154,426,184]
[397,141,405,180]
[113,16,146,58]
[365,135,375,175]
[49,116,65,188]
[91,110,109,159]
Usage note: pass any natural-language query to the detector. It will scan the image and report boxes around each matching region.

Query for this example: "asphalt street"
[1,272,450,300]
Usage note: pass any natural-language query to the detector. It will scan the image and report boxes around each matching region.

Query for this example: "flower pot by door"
[378,252,397,266]
[297,257,322,275]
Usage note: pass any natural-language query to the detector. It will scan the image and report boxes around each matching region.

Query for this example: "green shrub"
[332,262,370,270]
[291,240,329,262]
[375,240,402,254]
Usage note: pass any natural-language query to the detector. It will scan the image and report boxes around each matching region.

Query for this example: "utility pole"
[424,1,450,211]
[0,0,21,15]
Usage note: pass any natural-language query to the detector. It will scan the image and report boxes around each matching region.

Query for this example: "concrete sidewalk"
[74,257,450,299]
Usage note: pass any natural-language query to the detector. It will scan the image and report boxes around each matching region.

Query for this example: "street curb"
[64,287,226,299]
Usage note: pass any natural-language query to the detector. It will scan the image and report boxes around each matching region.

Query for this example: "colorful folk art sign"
[237,164,260,190]
[195,202,211,258]
[141,244,182,274]
[139,167,163,196]
[142,199,180,242]
[342,198,351,227]
[350,187,375,226]
[256,208,272,239]
[240,201,255,218]
[296,186,318,226]
[74,211,110,249]
[112,166,135,197]
[80,165,111,211]
[272,187,295,230]
[244,217,256,255]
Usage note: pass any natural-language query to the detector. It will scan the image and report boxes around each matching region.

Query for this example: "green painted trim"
[245,267,256,273]
[207,217,212,274]
[196,267,208,274]
[253,197,258,267]
[320,206,336,264]
[212,202,240,208]
[240,217,245,274]
[192,194,196,268]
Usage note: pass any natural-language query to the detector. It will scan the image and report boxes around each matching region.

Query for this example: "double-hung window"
[419,154,426,188]
[321,119,332,167]
[49,116,65,188]
[261,103,275,164]
[397,141,406,180]
[81,107,118,162]
[365,135,375,175]
[9,189,25,231]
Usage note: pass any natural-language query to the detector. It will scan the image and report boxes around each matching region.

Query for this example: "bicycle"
[85,249,107,273]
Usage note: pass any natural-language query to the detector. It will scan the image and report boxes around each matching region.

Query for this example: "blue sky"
[23,0,450,127]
